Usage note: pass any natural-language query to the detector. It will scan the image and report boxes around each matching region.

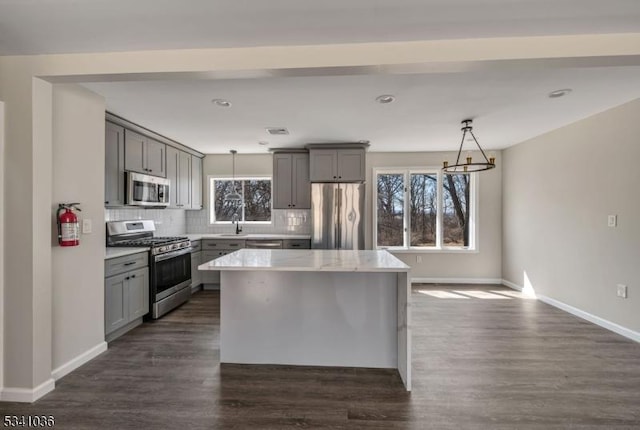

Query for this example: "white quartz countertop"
[187,233,311,241]
[105,247,149,260]
[198,249,410,273]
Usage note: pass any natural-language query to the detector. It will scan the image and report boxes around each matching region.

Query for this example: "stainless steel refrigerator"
[311,183,365,250]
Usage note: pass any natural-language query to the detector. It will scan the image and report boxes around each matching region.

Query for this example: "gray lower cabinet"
[105,252,149,342]
[283,239,311,249]
[201,239,245,287]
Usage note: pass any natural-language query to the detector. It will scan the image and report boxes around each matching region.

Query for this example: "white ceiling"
[1,0,640,55]
[84,67,640,153]
[4,0,640,153]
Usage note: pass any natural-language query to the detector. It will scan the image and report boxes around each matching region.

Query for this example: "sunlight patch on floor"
[453,290,512,299]
[417,290,470,299]
[491,290,535,299]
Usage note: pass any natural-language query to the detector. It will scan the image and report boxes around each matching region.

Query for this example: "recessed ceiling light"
[211,98,232,107]
[375,94,396,104]
[258,141,269,146]
[548,89,572,99]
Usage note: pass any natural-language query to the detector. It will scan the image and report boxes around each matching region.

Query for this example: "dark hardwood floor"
[2,285,640,429]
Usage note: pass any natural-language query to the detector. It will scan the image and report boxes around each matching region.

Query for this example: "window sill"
[379,247,478,254]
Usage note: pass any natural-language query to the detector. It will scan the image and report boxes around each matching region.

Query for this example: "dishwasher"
[244,239,283,249]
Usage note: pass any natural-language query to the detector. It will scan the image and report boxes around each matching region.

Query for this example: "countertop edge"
[105,247,150,260]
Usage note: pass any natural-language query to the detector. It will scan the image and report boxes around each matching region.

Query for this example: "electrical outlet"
[608,215,617,227]
[616,284,627,299]
[82,218,92,234]
[416,255,422,263]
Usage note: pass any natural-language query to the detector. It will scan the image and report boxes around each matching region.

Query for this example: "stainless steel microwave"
[126,172,170,207]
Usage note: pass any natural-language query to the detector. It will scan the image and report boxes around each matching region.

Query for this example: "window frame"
[372,167,478,252]
[208,175,273,225]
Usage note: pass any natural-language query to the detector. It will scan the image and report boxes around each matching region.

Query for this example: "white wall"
[503,98,640,332]
[51,84,106,375]
[0,101,4,391]
[367,152,503,281]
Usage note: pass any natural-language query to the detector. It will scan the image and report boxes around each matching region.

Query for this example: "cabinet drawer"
[282,239,311,249]
[202,250,236,261]
[190,240,202,253]
[203,239,246,249]
[105,252,148,277]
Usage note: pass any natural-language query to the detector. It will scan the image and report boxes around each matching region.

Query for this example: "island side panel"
[220,271,397,369]
[397,271,411,391]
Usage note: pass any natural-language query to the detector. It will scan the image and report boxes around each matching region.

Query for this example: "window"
[374,169,475,250]
[209,177,272,223]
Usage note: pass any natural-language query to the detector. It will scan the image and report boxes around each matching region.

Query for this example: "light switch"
[607,215,617,227]
[82,218,92,234]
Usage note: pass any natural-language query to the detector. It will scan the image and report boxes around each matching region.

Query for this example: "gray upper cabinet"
[166,147,192,208]
[178,151,192,208]
[273,152,311,209]
[124,129,166,177]
[105,121,125,207]
[309,148,365,182]
[191,155,203,210]
[105,114,204,209]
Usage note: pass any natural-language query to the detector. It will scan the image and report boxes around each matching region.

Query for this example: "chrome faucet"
[231,213,242,235]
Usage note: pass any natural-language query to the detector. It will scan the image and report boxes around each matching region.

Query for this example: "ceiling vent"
[266,127,289,135]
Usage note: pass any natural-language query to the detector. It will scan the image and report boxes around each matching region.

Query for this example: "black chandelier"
[442,119,495,173]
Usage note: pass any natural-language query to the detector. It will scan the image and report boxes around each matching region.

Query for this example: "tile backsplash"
[186,208,311,235]
[106,207,311,236]
[105,208,187,236]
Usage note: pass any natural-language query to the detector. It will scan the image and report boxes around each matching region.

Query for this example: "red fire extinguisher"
[57,203,81,247]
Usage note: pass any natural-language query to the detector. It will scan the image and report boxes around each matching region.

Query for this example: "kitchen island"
[199,249,411,390]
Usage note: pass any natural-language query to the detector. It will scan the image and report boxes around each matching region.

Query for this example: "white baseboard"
[1,378,55,403]
[412,277,503,285]
[502,279,640,343]
[51,341,108,381]
[501,279,522,291]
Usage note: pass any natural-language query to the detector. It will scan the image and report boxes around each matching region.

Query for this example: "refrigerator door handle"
[336,188,342,249]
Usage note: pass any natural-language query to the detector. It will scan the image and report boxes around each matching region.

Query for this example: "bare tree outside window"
[212,178,271,222]
[377,174,404,246]
[375,170,474,249]
[213,180,242,221]
[243,179,271,221]
[443,174,470,247]
[410,174,437,246]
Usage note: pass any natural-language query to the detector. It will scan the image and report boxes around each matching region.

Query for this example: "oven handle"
[154,247,192,262]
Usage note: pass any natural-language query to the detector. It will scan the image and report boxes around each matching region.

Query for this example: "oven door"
[153,248,192,301]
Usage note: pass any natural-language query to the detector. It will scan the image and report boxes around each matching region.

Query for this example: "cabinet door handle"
[333,176,337,179]
[124,262,136,266]
[131,274,136,278]
[338,176,342,179]
[105,201,109,204]
[125,276,130,280]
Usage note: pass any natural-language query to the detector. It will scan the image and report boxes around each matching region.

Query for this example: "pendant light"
[224,149,242,202]
[442,119,495,173]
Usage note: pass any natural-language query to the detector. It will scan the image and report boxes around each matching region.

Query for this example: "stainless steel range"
[107,220,191,319]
